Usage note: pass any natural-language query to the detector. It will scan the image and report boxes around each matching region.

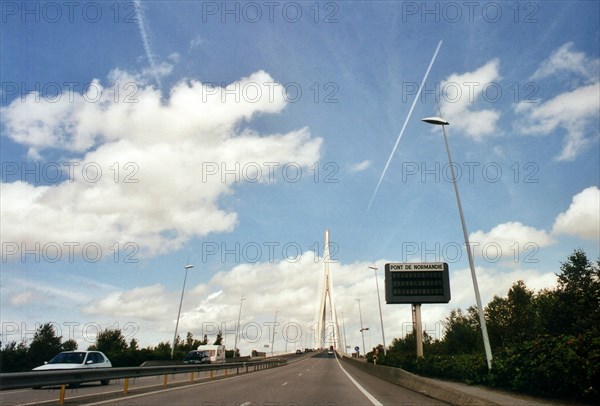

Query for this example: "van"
[196,345,226,364]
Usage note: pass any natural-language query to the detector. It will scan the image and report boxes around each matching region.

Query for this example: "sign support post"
[412,303,423,357]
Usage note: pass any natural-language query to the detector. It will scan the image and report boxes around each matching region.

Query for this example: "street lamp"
[356,298,367,357]
[369,266,386,355]
[172,264,194,359]
[421,116,493,370]
[234,297,246,358]
[341,311,348,355]
[271,310,278,357]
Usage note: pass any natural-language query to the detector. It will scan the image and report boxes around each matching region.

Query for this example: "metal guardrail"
[0,359,286,391]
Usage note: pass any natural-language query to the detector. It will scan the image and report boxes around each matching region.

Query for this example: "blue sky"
[1,1,599,356]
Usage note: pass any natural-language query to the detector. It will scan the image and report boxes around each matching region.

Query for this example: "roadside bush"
[413,354,489,385]
[491,334,599,401]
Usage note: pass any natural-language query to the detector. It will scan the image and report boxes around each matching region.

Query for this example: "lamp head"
[421,116,449,125]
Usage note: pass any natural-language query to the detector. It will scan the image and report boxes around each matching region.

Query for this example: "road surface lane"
[83,353,449,406]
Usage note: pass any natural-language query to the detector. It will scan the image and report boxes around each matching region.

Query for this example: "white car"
[33,351,112,385]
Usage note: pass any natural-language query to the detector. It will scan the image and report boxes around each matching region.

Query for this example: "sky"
[1,1,599,358]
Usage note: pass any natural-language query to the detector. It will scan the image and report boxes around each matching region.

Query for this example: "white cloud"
[515,82,600,161]
[81,252,327,349]
[83,284,172,321]
[7,278,89,305]
[8,291,35,306]
[516,43,600,161]
[552,186,600,240]
[349,160,371,173]
[492,145,504,157]
[0,69,323,258]
[168,53,181,64]
[469,221,555,264]
[532,42,600,85]
[439,59,501,141]
[467,187,599,268]
[190,36,204,49]
[451,265,558,306]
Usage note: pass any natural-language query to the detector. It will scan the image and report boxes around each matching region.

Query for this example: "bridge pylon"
[315,229,344,353]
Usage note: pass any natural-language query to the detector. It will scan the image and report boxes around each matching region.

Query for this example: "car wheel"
[101,379,110,385]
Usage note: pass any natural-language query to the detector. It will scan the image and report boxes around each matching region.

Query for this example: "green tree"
[506,280,536,341]
[91,328,130,366]
[185,332,194,350]
[93,328,128,354]
[536,250,600,336]
[381,331,439,369]
[0,341,29,372]
[183,331,202,352]
[534,288,564,335]
[213,331,223,345]
[485,295,510,349]
[442,307,480,354]
[28,323,63,367]
[170,333,197,360]
[129,338,139,352]
[154,341,172,359]
[61,339,78,351]
[486,281,535,349]
[556,250,600,335]
[557,250,599,293]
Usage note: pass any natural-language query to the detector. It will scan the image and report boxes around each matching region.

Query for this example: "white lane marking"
[240,402,252,406]
[298,373,303,376]
[335,355,383,406]
[282,382,288,386]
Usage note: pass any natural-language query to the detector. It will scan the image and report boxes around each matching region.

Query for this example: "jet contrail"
[134,0,162,90]
[367,40,443,212]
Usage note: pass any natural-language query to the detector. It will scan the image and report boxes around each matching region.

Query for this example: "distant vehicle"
[33,351,112,386]
[183,350,211,364]
[327,346,334,356]
[197,345,226,364]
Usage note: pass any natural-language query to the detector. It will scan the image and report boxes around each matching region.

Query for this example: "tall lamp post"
[234,297,246,358]
[271,310,278,357]
[341,311,348,355]
[369,266,386,354]
[421,116,493,370]
[172,264,194,359]
[356,298,368,357]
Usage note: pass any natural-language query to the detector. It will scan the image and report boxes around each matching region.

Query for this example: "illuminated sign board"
[384,262,450,304]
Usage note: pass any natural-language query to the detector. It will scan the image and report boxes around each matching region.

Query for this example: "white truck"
[196,345,226,364]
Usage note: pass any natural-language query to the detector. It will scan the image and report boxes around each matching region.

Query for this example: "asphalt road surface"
[70,352,449,406]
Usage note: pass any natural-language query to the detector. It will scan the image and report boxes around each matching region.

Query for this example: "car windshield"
[48,352,86,364]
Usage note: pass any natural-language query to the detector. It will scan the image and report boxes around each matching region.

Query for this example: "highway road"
[73,352,448,406]
[0,353,450,405]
